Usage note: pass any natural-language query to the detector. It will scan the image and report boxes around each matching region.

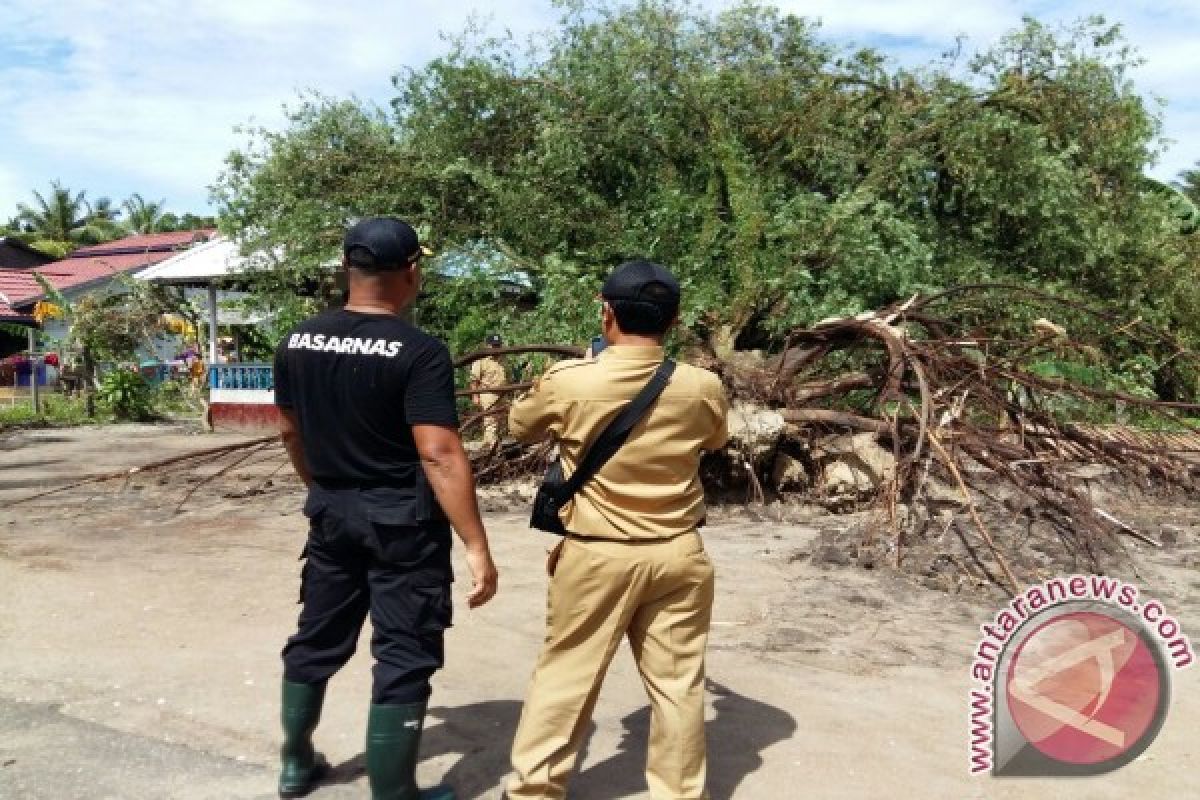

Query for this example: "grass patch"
[0,393,95,432]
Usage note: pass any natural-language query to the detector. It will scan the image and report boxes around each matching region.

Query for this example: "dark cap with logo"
[343,217,432,271]
[601,260,681,309]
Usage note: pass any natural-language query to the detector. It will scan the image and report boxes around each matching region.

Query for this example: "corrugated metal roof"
[0,271,45,311]
[135,236,256,283]
[1009,424,1200,460]
[70,229,215,256]
[0,231,216,309]
[33,252,175,297]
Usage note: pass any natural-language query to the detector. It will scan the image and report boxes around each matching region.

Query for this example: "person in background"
[468,334,508,447]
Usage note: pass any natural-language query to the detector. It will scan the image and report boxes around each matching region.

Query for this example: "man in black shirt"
[273,217,498,799]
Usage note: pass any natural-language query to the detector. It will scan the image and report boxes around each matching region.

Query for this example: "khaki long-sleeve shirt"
[509,345,729,540]
[469,356,507,409]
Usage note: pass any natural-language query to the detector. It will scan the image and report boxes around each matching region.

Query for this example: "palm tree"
[122,194,168,233]
[87,195,124,241]
[1175,162,1200,205]
[90,195,120,223]
[15,182,123,245]
[16,182,88,241]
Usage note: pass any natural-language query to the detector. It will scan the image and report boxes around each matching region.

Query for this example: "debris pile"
[461,285,1200,592]
[695,285,1200,592]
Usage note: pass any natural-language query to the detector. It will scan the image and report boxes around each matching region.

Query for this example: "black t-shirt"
[274,309,458,486]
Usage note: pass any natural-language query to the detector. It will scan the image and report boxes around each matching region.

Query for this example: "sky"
[2,1,1198,223]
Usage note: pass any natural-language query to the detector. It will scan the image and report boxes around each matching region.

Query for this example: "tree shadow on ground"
[572,680,797,799]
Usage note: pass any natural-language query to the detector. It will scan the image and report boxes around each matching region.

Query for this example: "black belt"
[314,477,417,490]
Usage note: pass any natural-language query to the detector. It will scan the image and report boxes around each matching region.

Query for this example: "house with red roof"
[0,230,213,359]
[0,239,56,326]
[0,271,44,325]
[0,237,57,271]
[0,229,212,319]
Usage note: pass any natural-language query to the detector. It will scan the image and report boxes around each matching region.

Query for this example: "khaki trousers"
[508,532,715,800]
[479,392,501,446]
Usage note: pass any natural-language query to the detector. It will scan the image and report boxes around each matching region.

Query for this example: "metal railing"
[209,363,274,390]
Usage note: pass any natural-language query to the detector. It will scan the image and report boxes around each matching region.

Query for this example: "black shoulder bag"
[530,359,676,535]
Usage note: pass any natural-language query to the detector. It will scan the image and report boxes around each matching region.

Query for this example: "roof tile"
[0,230,216,312]
[70,229,215,256]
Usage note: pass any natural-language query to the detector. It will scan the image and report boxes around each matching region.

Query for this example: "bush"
[151,378,206,415]
[0,393,93,431]
[97,369,155,421]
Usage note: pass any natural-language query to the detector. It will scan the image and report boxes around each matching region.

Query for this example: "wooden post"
[83,346,96,418]
[207,284,219,364]
[27,327,40,415]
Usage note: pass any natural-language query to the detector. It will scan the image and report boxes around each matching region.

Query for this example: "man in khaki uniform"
[469,334,507,446]
[506,261,729,800]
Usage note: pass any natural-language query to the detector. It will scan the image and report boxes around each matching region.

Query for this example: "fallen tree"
[460,285,1200,593]
[12,286,1199,594]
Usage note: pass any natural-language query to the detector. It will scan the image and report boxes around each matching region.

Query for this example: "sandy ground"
[0,423,1197,799]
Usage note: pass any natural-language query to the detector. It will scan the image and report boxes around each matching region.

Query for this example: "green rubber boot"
[366,702,456,800]
[278,679,328,798]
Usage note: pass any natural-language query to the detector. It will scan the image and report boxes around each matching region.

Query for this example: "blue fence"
[209,363,275,391]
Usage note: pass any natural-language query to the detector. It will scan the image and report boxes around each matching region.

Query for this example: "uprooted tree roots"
[459,286,1200,594]
[11,286,1200,594]
[692,285,1200,593]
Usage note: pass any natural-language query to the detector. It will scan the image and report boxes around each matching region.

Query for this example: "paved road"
[0,699,360,799]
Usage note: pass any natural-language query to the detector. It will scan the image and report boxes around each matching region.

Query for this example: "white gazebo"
[135,235,268,363]
[137,236,286,432]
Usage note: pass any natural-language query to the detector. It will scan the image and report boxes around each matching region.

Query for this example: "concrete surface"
[1,424,1197,799]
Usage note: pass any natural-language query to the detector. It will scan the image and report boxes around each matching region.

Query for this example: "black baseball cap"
[601,260,681,309]
[343,217,432,270]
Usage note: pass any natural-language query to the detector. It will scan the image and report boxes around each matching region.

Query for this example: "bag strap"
[558,359,676,499]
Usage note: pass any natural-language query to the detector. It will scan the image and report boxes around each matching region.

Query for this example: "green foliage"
[155,211,217,232]
[150,378,206,415]
[7,183,214,256]
[15,181,124,245]
[0,382,206,432]
[213,2,1199,372]
[50,277,187,363]
[122,194,168,233]
[0,393,94,431]
[97,369,155,421]
[213,94,406,281]
[1022,351,1161,423]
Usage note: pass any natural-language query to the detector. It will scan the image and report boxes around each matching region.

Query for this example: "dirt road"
[1,424,1197,798]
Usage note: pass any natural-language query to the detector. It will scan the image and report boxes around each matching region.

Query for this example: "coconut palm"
[15,182,122,245]
[122,194,168,233]
[87,195,124,240]
[1175,162,1200,205]
[90,196,120,222]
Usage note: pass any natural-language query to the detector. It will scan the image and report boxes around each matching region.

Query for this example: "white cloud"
[0,0,557,215]
[0,165,27,222]
[1,0,1198,219]
[768,0,1014,42]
